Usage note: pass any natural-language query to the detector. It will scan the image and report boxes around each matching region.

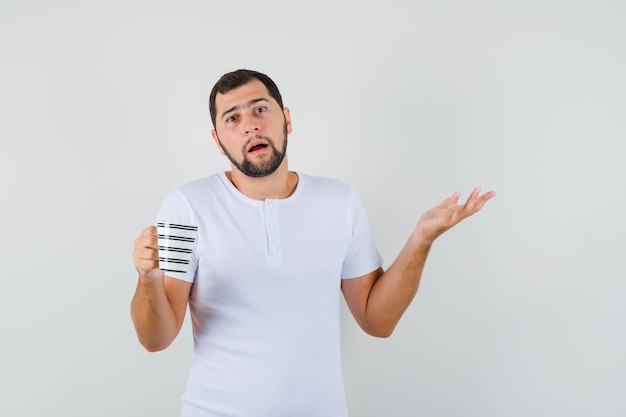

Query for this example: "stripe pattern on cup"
[156,222,198,273]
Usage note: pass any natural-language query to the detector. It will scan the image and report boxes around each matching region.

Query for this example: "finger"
[465,188,496,215]
[135,232,158,252]
[444,192,463,223]
[134,244,158,259]
[442,191,461,209]
[481,190,497,200]
[140,225,157,236]
[461,187,482,211]
[134,258,160,276]
[474,189,496,205]
[133,245,160,272]
[436,197,451,209]
[464,186,481,203]
[476,190,497,209]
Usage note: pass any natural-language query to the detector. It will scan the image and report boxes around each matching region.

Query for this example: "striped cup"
[156,222,198,273]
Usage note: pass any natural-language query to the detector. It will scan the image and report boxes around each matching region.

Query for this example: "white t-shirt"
[156,172,383,417]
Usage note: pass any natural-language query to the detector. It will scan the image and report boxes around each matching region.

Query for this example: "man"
[131,69,495,417]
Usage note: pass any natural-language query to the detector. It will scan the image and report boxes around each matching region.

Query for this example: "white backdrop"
[1,1,625,416]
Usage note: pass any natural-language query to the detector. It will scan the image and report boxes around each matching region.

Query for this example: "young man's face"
[211,79,292,178]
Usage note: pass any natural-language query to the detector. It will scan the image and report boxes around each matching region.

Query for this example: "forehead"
[215,79,273,113]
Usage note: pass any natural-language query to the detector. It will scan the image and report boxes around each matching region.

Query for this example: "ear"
[283,107,293,135]
[211,129,226,155]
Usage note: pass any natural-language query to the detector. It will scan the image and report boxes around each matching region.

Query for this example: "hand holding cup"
[133,225,163,281]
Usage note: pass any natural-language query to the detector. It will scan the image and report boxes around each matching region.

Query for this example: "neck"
[226,159,298,200]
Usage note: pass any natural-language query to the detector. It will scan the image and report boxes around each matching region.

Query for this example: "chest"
[190,197,351,309]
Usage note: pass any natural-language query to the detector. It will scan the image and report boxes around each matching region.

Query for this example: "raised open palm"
[415,187,496,243]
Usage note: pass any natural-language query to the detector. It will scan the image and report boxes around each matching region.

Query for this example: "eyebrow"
[220,98,270,122]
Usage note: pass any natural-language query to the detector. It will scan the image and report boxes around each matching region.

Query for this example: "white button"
[268,224,274,229]
[266,204,273,210]
[272,244,278,250]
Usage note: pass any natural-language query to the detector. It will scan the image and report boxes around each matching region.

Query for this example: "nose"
[242,115,260,134]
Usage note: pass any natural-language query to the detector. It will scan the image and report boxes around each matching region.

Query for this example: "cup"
[156,222,198,273]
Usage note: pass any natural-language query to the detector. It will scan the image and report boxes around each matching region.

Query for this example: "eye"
[226,115,238,123]
[255,106,267,114]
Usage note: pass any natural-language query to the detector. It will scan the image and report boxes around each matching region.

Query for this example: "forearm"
[350,187,495,337]
[131,276,180,352]
[364,234,432,336]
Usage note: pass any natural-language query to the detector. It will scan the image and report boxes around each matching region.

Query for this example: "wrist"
[138,270,165,285]
[409,231,434,248]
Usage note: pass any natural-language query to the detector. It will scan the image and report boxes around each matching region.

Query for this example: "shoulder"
[175,173,223,194]
[297,172,354,196]
[160,173,228,211]
[167,173,233,204]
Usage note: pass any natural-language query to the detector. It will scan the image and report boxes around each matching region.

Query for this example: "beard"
[218,122,288,178]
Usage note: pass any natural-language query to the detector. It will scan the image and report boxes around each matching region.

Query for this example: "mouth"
[248,144,268,152]
[247,141,270,154]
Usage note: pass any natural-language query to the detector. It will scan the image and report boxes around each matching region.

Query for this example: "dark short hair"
[209,69,284,128]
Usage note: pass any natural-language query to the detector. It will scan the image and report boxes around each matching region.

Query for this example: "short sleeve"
[341,189,383,279]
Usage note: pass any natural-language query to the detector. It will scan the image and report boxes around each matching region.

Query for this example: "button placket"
[264,200,281,261]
